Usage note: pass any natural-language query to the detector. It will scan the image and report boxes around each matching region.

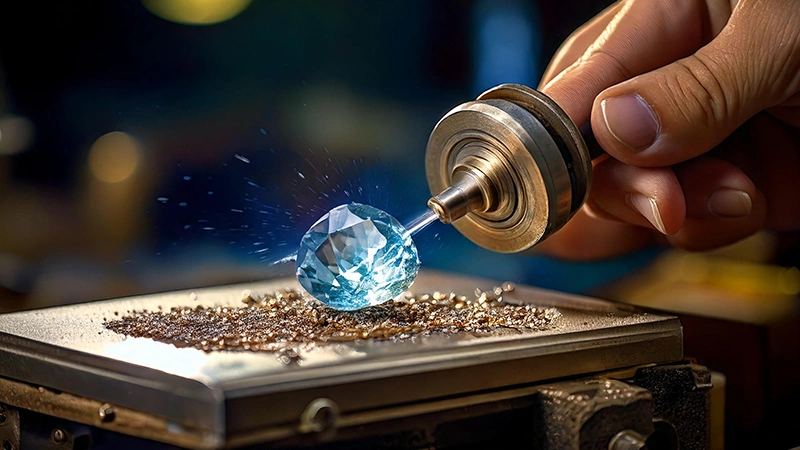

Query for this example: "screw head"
[609,429,648,450]
[299,398,339,433]
[98,403,116,423]
[51,429,66,444]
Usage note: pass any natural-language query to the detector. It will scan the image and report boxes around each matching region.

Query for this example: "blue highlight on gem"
[296,203,420,311]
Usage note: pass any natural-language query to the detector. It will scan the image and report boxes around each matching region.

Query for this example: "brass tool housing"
[426,84,593,253]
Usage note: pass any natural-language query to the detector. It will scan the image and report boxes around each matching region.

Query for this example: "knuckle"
[666,54,739,129]
[583,47,633,82]
[766,22,800,99]
[557,26,593,54]
[723,0,800,102]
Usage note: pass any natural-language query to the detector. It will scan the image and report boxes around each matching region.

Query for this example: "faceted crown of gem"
[296,203,420,311]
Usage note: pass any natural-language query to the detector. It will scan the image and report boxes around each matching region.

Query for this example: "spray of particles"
[104,284,560,361]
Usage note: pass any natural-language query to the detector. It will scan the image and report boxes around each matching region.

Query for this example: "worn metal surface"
[0,270,682,449]
[0,377,206,449]
[260,365,709,449]
[0,403,21,450]
[532,379,654,450]
[632,363,712,450]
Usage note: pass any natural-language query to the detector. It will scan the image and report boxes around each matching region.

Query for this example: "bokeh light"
[0,116,34,156]
[88,131,141,183]
[142,0,251,25]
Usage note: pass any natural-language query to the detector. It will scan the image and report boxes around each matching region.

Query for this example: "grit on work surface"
[0,270,678,384]
[0,270,682,433]
[104,283,561,358]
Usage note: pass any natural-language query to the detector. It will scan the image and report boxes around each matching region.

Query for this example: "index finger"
[540,0,626,87]
[541,0,710,127]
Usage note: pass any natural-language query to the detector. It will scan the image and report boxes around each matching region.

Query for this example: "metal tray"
[0,270,682,448]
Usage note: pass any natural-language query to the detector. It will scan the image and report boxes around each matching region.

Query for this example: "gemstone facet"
[296,203,420,311]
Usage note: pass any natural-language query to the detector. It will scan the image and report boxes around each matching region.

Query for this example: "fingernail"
[601,94,659,151]
[626,193,667,234]
[708,189,752,218]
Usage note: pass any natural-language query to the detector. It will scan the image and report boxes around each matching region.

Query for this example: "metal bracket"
[0,403,20,450]
[532,378,655,450]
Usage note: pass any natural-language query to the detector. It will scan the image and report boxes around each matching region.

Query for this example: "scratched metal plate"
[0,269,681,448]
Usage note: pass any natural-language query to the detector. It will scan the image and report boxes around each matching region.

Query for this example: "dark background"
[0,0,654,310]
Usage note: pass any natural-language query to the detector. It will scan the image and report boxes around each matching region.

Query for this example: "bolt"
[299,398,339,433]
[98,403,116,423]
[2,439,12,450]
[51,429,66,444]
[609,429,648,450]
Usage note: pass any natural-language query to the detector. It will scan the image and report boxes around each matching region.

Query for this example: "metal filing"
[426,83,598,253]
[105,288,559,353]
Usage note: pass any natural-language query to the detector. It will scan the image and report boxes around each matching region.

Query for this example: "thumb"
[591,0,800,167]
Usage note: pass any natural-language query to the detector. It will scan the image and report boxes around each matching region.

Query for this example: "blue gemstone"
[296,203,420,311]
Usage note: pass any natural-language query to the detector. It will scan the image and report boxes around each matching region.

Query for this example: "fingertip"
[674,156,759,219]
[625,193,668,235]
[591,87,664,166]
[666,157,768,250]
[588,159,686,235]
[599,94,659,151]
[707,188,752,218]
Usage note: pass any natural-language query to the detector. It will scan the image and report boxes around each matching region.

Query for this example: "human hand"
[534,0,800,260]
